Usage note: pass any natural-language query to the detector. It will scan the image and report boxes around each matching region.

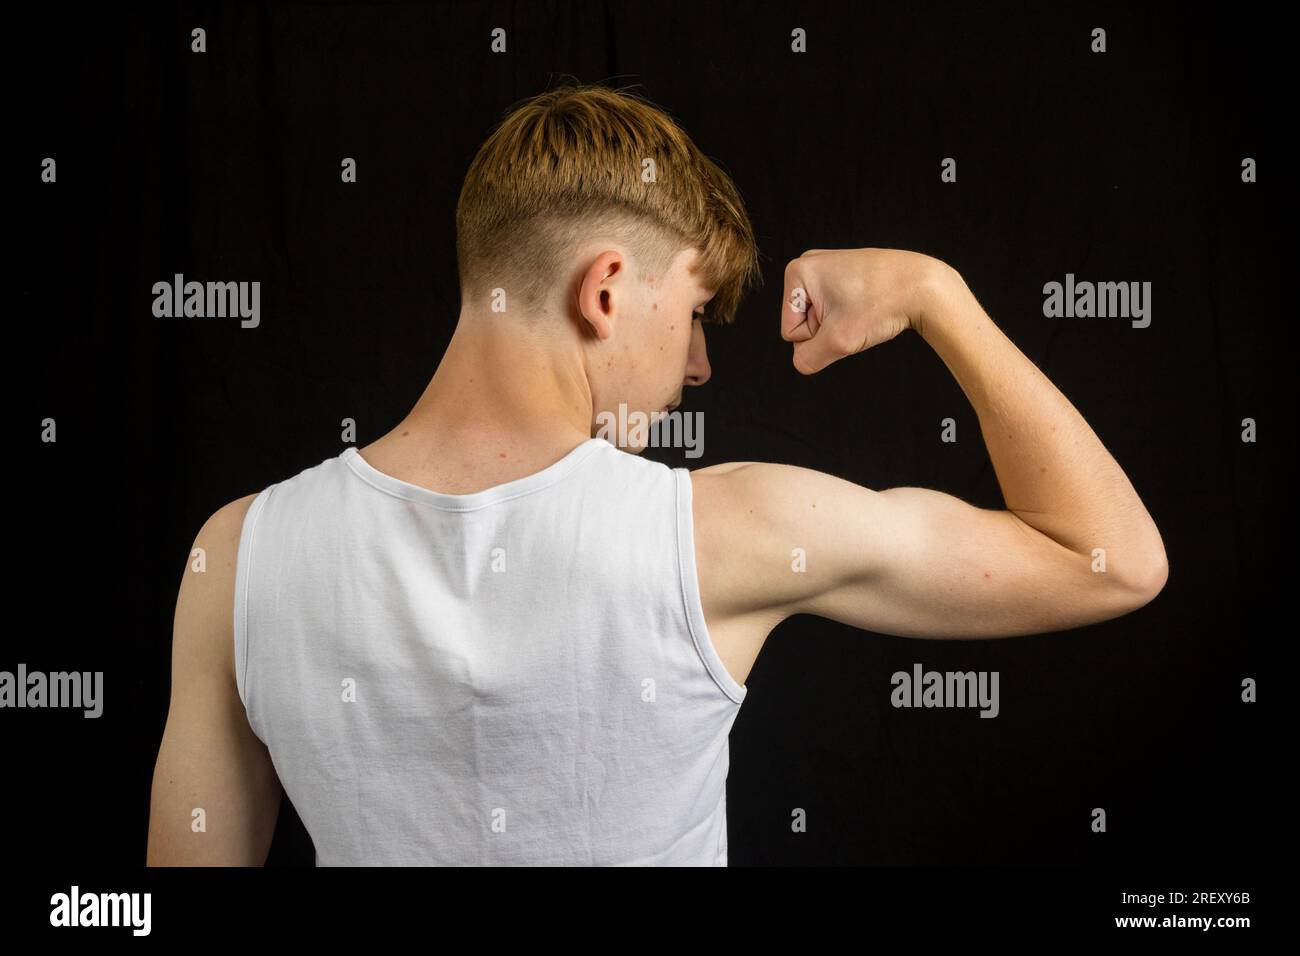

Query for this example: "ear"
[577,250,624,341]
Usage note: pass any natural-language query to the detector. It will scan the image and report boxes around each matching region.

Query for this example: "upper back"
[233,437,746,865]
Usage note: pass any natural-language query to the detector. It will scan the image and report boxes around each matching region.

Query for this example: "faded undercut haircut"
[455,81,762,326]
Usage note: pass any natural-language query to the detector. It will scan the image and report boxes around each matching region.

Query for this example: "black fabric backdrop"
[15,1,1283,869]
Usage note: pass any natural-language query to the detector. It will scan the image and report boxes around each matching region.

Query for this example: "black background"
[14,0,1282,873]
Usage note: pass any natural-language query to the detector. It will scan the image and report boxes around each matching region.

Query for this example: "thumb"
[791,320,842,375]
[781,262,818,342]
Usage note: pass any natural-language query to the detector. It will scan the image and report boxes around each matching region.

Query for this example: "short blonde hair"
[455,81,762,325]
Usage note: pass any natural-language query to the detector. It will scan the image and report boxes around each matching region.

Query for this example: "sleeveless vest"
[233,437,747,865]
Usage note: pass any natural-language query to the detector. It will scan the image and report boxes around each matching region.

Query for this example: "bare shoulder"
[151,489,280,865]
[690,458,888,541]
[691,459,854,509]
[187,493,260,592]
[686,461,853,686]
[688,460,881,620]
[174,493,261,686]
[197,493,261,546]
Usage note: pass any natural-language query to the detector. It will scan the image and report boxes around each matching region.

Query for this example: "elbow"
[1110,517,1169,609]
[1123,550,1169,609]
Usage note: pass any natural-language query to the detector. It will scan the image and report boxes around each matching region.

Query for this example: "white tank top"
[233,437,747,865]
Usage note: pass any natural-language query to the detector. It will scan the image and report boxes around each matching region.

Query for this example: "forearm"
[913,261,1167,587]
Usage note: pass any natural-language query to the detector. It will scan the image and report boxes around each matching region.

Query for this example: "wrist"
[911,257,967,340]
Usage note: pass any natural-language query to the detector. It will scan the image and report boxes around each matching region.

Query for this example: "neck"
[390,310,594,458]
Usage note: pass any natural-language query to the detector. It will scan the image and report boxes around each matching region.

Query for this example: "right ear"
[577,249,625,341]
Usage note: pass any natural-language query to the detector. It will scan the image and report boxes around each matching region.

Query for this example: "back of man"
[229,436,744,865]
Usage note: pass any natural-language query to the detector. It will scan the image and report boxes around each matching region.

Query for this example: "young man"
[147,84,1167,866]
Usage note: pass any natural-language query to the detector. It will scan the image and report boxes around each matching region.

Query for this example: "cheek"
[671,321,692,364]
[658,317,680,354]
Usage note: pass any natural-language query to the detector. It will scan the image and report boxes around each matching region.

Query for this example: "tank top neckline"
[340,437,611,512]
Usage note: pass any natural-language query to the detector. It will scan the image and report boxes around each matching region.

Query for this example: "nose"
[685,319,712,387]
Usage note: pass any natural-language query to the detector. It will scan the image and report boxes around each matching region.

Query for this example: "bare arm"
[147,494,282,865]
[913,264,1167,579]
[693,250,1167,641]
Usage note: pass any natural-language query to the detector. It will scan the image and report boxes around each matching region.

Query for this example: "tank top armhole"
[673,468,748,705]
[233,486,275,742]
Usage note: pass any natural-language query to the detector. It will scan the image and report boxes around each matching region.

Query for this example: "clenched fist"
[781,248,947,375]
